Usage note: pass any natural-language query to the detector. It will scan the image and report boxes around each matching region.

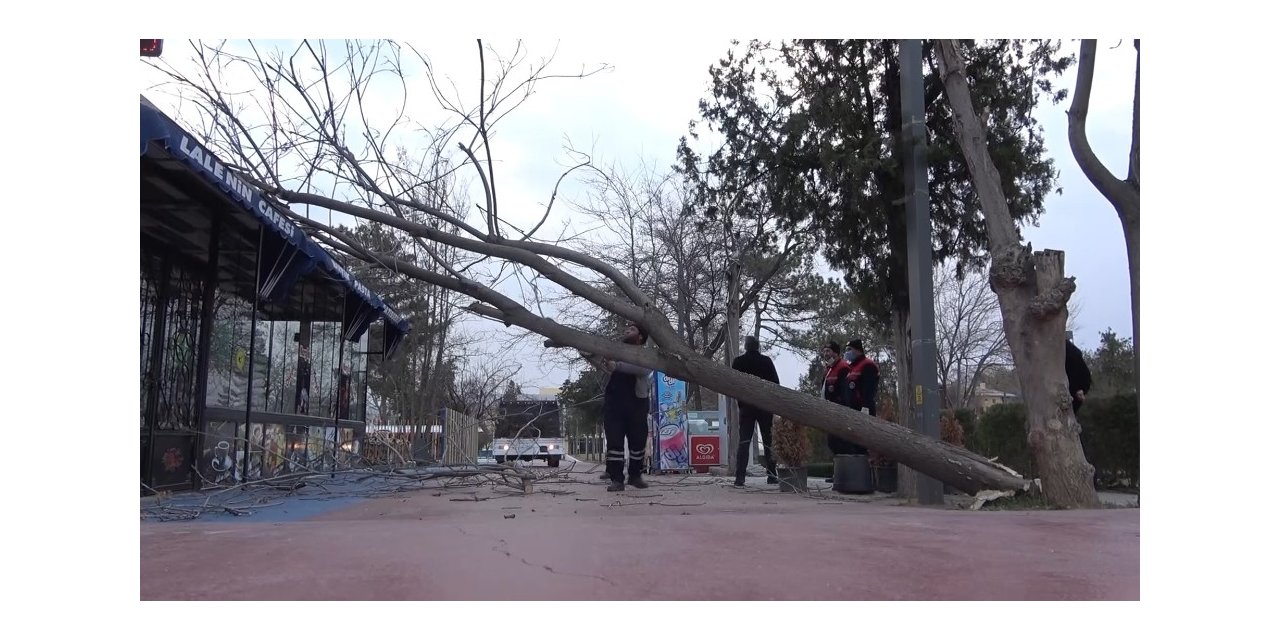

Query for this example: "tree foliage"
[684,39,1073,325]
[1084,329,1137,399]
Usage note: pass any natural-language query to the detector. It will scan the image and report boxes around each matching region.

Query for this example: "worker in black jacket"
[731,336,780,486]
[581,322,654,492]
[1065,332,1092,416]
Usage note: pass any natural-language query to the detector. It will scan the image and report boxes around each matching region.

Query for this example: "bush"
[971,403,1037,478]
[1079,393,1139,488]
[952,408,978,442]
[807,427,833,463]
[968,396,1139,488]
[773,417,812,468]
[941,410,965,447]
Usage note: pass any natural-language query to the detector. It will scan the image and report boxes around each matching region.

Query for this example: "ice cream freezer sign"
[690,436,720,466]
[651,372,690,471]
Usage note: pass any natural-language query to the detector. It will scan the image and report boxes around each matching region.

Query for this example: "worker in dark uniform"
[581,322,653,491]
[1065,331,1092,416]
[731,335,781,486]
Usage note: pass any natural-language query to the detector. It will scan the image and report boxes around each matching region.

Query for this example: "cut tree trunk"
[938,39,1100,508]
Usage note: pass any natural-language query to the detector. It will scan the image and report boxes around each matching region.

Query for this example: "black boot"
[607,481,625,492]
[733,477,746,487]
[628,476,649,489]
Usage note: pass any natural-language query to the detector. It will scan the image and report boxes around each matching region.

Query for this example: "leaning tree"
[145,39,1031,496]
[938,40,1100,507]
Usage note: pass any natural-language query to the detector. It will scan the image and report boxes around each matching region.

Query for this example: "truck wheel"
[546,456,560,468]
[494,456,505,464]
[521,455,533,462]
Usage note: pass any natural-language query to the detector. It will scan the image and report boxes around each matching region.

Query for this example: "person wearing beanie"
[730,335,781,486]
[843,339,880,420]
[819,341,860,468]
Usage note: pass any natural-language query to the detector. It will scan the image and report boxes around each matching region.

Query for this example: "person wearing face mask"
[819,341,861,468]
[580,322,654,492]
[843,339,880,419]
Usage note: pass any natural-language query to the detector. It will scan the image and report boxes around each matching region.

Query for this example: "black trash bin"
[833,454,874,494]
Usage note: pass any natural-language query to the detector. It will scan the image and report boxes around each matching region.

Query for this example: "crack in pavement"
[455,526,619,588]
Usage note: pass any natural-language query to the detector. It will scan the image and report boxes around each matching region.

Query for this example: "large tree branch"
[936,41,1020,250]
[1129,39,1140,189]
[1066,40,1134,212]
[260,185,680,348]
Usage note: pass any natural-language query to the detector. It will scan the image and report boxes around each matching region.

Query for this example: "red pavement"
[140,476,1139,600]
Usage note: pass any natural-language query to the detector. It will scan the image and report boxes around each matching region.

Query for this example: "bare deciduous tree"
[148,39,1030,495]
[934,266,1009,410]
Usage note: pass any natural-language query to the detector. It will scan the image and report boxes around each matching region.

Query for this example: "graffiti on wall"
[200,420,240,485]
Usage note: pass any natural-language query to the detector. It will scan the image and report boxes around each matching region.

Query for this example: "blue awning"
[141,97,411,354]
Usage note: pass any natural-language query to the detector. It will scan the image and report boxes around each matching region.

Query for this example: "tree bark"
[938,40,1100,508]
[1067,39,1140,388]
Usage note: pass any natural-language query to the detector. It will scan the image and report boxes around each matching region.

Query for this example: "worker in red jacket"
[844,339,880,419]
[820,341,864,464]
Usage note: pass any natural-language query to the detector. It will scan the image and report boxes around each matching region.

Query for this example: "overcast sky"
[140,38,1138,393]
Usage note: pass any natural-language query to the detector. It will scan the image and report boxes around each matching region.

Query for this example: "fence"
[569,434,605,462]
[365,408,482,467]
[439,407,480,466]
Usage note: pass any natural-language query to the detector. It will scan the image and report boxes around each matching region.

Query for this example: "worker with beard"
[580,322,654,491]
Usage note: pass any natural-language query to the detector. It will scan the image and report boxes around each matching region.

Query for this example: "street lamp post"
[900,39,944,506]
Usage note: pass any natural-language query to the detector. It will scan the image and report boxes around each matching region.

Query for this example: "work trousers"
[604,397,648,482]
[827,401,873,457]
[735,407,775,482]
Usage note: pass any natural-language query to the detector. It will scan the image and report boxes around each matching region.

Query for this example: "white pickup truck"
[492,394,565,467]
[491,435,565,467]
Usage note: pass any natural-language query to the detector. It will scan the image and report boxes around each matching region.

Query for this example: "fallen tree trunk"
[293,196,1031,497]
[549,338,1027,495]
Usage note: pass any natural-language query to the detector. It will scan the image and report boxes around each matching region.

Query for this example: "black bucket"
[833,454,874,494]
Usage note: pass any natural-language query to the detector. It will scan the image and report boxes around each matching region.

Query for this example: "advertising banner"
[652,372,690,471]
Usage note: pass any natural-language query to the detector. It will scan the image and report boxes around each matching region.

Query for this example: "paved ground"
[140,462,1139,600]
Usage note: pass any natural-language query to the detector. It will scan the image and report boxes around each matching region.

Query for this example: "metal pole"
[242,226,264,484]
[191,217,220,490]
[333,318,346,473]
[143,251,172,492]
[900,39,944,505]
